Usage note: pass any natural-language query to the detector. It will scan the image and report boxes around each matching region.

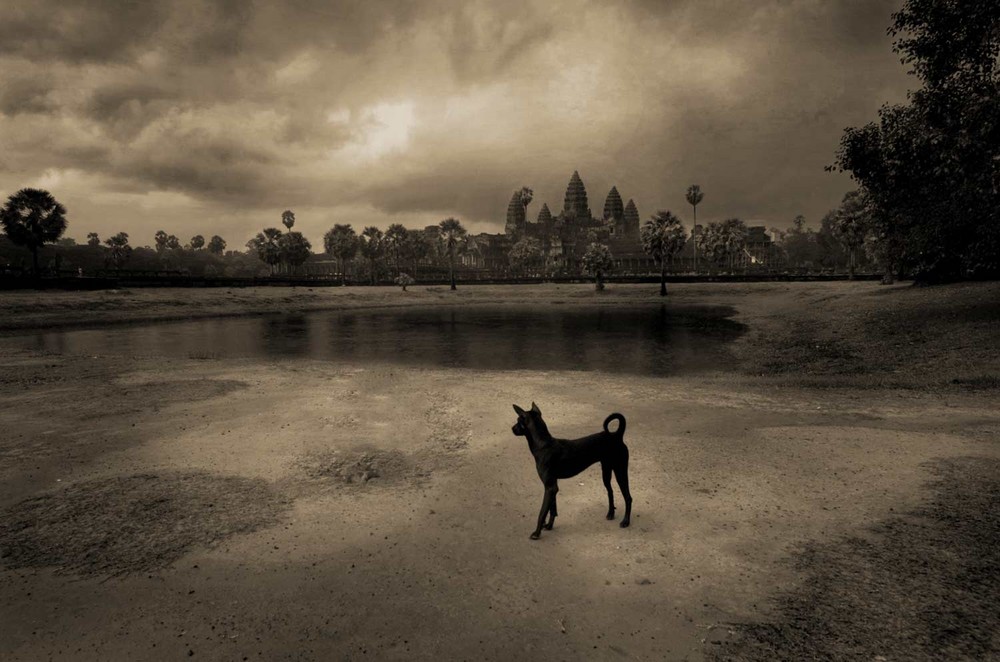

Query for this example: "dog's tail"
[603,413,626,437]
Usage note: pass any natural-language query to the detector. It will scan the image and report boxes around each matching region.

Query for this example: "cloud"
[0,0,912,246]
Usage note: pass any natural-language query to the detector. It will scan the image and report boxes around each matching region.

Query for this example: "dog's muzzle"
[512,423,525,436]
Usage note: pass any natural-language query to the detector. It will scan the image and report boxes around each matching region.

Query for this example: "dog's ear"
[512,404,526,416]
[531,402,541,415]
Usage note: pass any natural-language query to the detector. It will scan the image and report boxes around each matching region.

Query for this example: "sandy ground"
[1,282,998,660]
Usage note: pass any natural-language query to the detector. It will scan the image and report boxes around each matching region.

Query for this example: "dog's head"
[511,402,547,438]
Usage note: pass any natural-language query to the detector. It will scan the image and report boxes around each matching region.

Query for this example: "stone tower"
[562,170,591,221]
[505,190,526,239]
[603,186,624,221]
[624,199,640,236]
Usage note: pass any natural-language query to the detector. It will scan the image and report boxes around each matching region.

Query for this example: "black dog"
[512,402,632,540]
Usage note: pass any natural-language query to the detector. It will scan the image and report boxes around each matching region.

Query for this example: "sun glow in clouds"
[331,101,417,162]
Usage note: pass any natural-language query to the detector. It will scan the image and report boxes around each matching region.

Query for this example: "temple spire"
[603,186,624,221]
[563,170,590,220]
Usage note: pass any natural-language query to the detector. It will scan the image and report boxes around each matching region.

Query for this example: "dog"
[511,402,632,540]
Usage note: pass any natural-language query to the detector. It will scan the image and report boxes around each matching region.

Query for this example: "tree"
[581,242,613,291]
[640,210,687,295]
[323,224,358,283]
[695,222,728,272]
[278,232,312,274]
[831,0,1000,282]
[508,237,542,276]
[281,210,295,231]
[104,232,132,269]
[384,223,409,275]
[358,226,384,285]
[394,273,415,291]
[189,235,205,250]
[438,218,467,290]
[0,188,68,275]
[207,235,227,255]
[405,229,432,275]
[166,234,181,250]
[720,218,748,272]
[154,230,169,253]
[830,190,871,278]
[247,228,283,274]
[685,185,704,273]
[87,232,100,247]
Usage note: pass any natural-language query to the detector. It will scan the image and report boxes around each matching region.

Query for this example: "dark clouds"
[0,0,911,244]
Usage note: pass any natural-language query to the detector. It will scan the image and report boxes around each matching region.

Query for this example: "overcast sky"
[0,0,912,247]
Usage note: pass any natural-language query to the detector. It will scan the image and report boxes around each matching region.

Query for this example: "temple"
[505,170,652,272]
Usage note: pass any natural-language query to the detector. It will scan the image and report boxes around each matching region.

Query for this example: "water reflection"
[9,304,745,376]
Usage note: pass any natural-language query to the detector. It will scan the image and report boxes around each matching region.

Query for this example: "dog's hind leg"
[531,484,558,540]
[602,461,616,520]
[614,449,633,528]
[544,492,557,530]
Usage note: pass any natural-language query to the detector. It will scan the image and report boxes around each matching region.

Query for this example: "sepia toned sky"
[0,0,911,247]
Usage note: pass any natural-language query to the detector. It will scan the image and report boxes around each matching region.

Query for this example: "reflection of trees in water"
[262,314,313,357]
[16,304,745,377]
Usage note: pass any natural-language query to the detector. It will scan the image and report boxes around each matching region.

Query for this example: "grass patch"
[710,456,1000,661]
[0,471,288,577]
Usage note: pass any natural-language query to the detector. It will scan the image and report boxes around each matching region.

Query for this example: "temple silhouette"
[502,170,651,272]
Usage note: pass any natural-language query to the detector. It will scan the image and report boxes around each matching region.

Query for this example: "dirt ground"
[0,282,998,660]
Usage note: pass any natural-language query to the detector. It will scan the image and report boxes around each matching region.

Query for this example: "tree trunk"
[848,247,856,280]
[31,247,40,278]
[659,262,667,296]
[595,270,604,291]
[692,205,698,275]
[449,252,456,290]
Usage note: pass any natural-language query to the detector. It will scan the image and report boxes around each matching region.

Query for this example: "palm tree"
[640,210,687,296]
[359,226,384,285]
[104,232,132,270]
[438,218,467,290]
[0,188,68,276]
[86,232,100,247]
[685,185,703,274]
[281,210,295,231]
[247,228,283,274]
[384,223,409,275]
[323,224,358,283]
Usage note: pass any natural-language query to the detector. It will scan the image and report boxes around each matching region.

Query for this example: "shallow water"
[7,303,745,376]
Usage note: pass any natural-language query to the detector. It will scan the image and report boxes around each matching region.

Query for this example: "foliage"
[438,218,467,290]
[394,273,415,291]
[508,237,542,274]
[189,235,205,250]
[207,235,226,255]
[581,242,613,290]
[0,188,68,273]
[87,232,101,247]
[281,210,295,231]
[641,210,687,295]
[383,223,409,274]
[323,223,359,269]
[831,0,1000,282]
[641,211,687,264]
[685,184,704,209]
[104,232,132,269]
[359,226,384,284]
[830,190,872,277]
[277,231,312,271]
[246,228,283,272]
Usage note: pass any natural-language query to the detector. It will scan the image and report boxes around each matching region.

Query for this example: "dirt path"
[1,283,998,660]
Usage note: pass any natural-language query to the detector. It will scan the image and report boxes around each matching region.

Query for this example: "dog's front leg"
[544,491,557,530]
[531,485,558,540]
